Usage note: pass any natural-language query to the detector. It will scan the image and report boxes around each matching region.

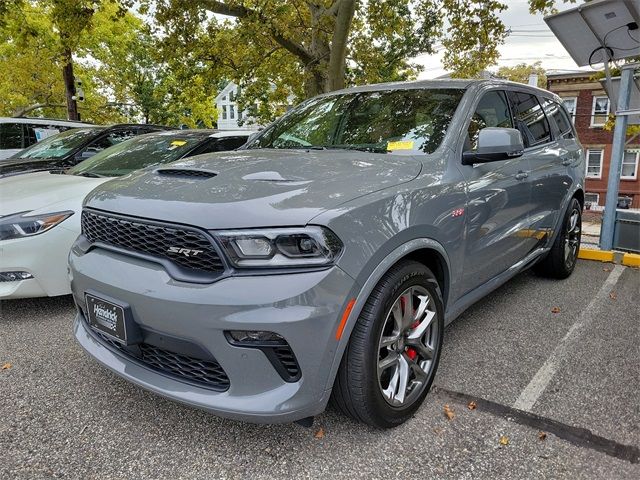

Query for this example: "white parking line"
[513,264,626,412]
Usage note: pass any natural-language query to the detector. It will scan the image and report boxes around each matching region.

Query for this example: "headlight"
[215,226,343,268]
[0,211,74,240]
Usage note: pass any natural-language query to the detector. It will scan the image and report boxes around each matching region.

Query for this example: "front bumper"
[0,225,78,299]
[70,247,357,423]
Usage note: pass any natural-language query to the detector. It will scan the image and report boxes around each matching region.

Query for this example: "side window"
[0,123,24,149]
[193,137,248,155]
[25,124,63,146]
[466,90,513,150]
[76,129,137,159]
[508,91,551,148]
[541,99,575,140]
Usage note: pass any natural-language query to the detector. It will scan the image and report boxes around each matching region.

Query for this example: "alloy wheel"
[377,286,439,408]
[564,207,581,269]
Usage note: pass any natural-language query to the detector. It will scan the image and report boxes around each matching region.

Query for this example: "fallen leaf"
[443,404,455,420]
[609,292,617,300]
[433,427,443,434]
[499,435,509,446]
[1,363,11,370]
[551,307,561,314]
[603,267,611,272]
[467,401,477,410]
[538,431,547,441]
[314,428,325,439]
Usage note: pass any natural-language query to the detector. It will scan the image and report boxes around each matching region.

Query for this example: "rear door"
[507,91,569,250]
[458,89,533,291]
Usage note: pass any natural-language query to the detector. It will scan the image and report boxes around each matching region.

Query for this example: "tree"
[1,0,131,121]
[495,61,547,88]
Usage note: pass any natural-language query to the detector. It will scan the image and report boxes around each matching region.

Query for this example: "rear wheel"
[535,197,582,279]
[331,260,444,428]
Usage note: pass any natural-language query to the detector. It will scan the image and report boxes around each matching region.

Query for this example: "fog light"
[0,271,33,282]
[226,330,286,345]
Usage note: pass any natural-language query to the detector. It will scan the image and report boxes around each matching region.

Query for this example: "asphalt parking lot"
[1,259,638,479]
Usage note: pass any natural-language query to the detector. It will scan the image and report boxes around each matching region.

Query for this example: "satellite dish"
[544,0,640,67]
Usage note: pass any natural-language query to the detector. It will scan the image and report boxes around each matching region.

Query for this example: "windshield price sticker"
[387,140,414,151]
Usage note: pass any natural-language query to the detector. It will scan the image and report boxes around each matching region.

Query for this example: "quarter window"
[508,91,551,148]
[466,90,513,150]
[591,96,610,127]
[586,149,603,178]
[622,150,639,179]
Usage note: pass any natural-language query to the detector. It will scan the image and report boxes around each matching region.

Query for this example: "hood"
[84,149,422,229]
[0,171,109,217]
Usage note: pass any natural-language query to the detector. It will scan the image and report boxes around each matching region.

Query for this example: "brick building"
[547,71,639,209]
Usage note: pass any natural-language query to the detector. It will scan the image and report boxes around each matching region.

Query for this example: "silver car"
[70,80,584,428]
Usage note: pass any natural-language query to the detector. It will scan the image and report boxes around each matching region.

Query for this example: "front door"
[459,89,533,293]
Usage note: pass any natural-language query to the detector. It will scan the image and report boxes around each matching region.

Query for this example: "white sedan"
[0,129,250,299]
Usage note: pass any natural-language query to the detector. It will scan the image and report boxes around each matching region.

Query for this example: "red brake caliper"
[402,295,419,360]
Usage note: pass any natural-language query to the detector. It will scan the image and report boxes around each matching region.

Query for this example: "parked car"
[0,124,170,177]
[69,80,585,428]
[0,117,92,160]
[0,129,249,299]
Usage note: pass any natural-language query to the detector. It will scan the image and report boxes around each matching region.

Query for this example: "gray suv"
[70,80,584,428]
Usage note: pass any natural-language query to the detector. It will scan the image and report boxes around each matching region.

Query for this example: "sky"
[415,0,591,78]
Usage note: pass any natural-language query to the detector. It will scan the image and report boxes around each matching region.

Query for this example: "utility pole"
[62,48,80,121]
[599,63,637,250]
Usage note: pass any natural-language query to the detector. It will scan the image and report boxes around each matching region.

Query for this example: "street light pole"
[599,63,636,251]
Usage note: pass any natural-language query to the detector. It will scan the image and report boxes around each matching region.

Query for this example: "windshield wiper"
[324,145,388,154]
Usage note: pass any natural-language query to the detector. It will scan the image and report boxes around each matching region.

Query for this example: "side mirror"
[462,127,524,165]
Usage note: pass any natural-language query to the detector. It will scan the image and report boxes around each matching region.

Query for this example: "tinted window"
[540,98,574,139]
[0,123,23,149]
[78,129,138,157]
[16,128,102,159]
[508,92,551,148]
[466,90,513,150]
[24,124,64,146]
[68,133,202,177]
[248,88,465,155]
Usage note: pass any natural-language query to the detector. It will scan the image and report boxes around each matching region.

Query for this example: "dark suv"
[70,80,585,428]
[0,124,169,176]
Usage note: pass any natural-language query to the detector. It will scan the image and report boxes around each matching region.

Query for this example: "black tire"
[534,197,582,279]
[331,260,444,428]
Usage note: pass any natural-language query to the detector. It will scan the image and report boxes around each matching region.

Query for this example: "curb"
[578,248,640,267]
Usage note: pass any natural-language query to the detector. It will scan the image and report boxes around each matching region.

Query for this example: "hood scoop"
[157,168,217,179]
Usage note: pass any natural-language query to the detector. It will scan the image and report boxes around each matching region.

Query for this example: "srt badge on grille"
[167,246,204,257]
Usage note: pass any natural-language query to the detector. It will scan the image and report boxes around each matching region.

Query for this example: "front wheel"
[535,197,582,279]
[331,260,444,428]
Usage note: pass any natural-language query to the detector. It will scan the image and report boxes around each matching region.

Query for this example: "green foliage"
[496,61,547,88]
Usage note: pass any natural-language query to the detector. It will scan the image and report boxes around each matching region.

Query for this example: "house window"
[591,95,610,127]
[586,149,603,178]
[585,192,599,206]
[222,105,227,120]
[562,97,577,122]
[230,105,235,119]
[229,90,235,102]
[621,150,639,180]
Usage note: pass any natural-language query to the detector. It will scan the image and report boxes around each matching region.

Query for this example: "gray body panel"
[70,79,585,422]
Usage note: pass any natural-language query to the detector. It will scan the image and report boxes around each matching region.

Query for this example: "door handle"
[515,171,528,180]
[561,158,572,166]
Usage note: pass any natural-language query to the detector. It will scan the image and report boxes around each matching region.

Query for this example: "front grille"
[157,168,217,178]
[93,330,230,391]
[81,210,224,274]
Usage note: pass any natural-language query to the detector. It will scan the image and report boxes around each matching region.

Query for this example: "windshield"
[246,88,465,155]
[15,127,103,159]
[67,133,202,177]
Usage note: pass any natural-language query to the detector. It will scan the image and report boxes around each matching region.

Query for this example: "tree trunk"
[327,0,356,92]
[62,49,80,121]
